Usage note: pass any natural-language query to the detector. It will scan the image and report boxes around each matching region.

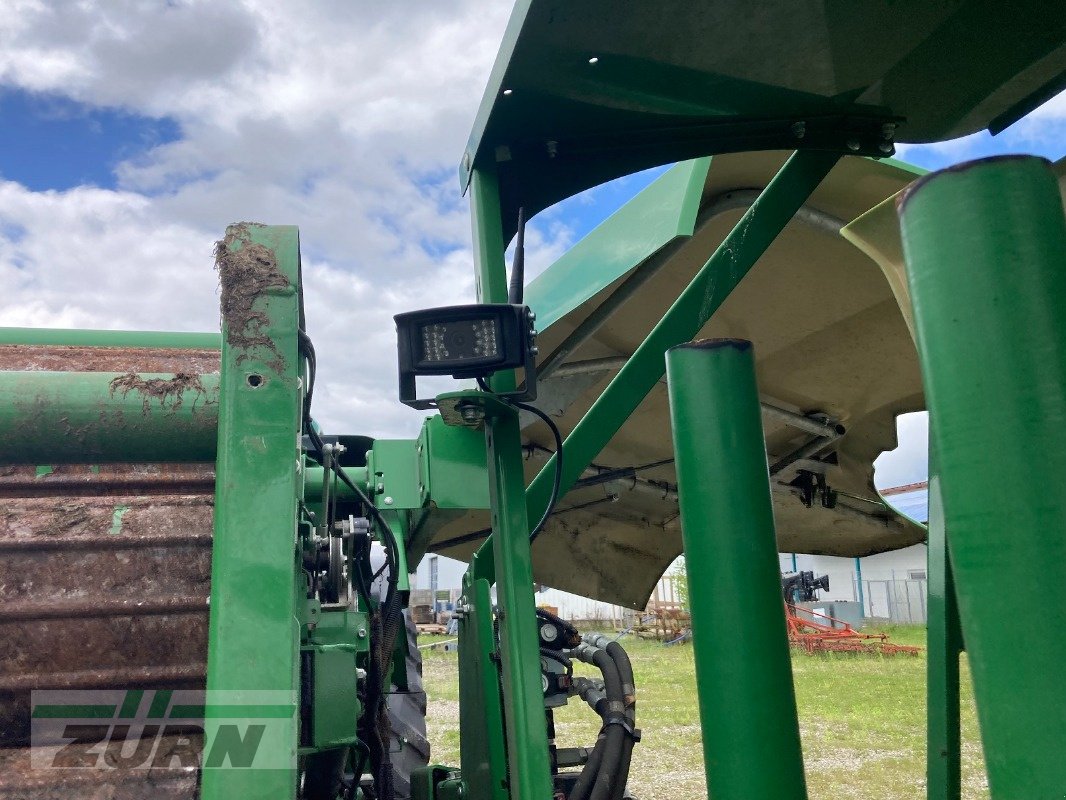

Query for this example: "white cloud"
[873,412,929,491]
[0,0,530,438]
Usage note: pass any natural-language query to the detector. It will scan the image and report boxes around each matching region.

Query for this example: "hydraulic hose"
[604,641,636,800]
[569,643,626,800]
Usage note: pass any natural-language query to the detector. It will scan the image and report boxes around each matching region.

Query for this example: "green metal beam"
[926,445,963,800]
[482,397,553,800]
[456,576,509,800]
[899,155,1066,797]
[0,326,220,349]
[666,339,807,800]
[201,224,304,799]
[476,148,842,580]
[0,370,218,464]
[465,166,552,800]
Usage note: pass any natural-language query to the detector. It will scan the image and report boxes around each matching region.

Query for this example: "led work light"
[395,303,538,408]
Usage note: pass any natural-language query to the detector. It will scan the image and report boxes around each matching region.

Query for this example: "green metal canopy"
[463,0,1066,240]
[431,151,934,608]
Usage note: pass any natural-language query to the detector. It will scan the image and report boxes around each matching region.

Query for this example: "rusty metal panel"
[0,344,220,373]
[0,344,214,797]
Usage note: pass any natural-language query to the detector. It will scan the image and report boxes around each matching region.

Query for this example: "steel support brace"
[926,446,962,800]
[666,339,807,800]
[467,168,552,799]
[201,225,304,800]
[900,156,1066,796]
[475,149,841,578]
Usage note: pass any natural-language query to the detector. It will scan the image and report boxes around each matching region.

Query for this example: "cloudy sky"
[1,1,1063,494]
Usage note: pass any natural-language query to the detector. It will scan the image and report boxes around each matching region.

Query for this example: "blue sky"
[0,89,179,191]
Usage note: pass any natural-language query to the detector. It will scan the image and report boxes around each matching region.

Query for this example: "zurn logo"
[31,690,296,771]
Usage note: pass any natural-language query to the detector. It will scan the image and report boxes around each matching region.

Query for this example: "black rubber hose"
[587,647,625,800]
[605,642,636,800]
[571,735,605,800]
[572,647,625,800]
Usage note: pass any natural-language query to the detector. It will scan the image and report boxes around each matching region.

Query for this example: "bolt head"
[384,496,394,505]
[357,628,367,638]
[846,139,861,152]
[460,405,485,423]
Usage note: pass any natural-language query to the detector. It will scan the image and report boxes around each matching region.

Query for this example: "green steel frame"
[448,150,841,800]
[201,224,306,799]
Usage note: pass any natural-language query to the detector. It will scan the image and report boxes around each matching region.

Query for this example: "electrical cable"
[510,400,563,543]
[473,379,564,542]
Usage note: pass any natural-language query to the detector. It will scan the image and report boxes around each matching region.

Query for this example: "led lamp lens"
[418,318,500,364]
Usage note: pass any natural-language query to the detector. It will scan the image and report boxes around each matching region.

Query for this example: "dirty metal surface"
[0,735,201,800]
[1,345,214,796]
[0,344,220,374]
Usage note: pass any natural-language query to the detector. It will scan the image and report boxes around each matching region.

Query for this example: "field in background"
[420,625,988,799]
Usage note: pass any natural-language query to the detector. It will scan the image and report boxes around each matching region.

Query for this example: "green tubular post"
[926,444,963,800]
[467,167,552,799]
[200,225,304,800]
[0,326,220,349]
[899,156,1066,796]
[474,149,842,578]
[0,371,219,464]
[471,167,516,395]
[666,339,807,800]
[484,401,553,800]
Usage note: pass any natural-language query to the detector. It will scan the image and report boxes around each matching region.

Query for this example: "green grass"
[420,626,989,799]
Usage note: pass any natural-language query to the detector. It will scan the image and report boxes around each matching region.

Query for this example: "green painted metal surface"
[406,417,490,566]
[464,164,552,799]
[899,156,1066,797]
[0,370,218,464]
[303,464,369,502]
[524,157,710,331]
[456,576,509,800]
[201,224,304,800]
[369,439,424,510]
[666,339,807,800]
[0,326,220,349]
[482,397,553,800]
[304,608,369,749]
[417,416,490,509]
[926,451,963,800]
[470,167,517,395]
[463,1,1065,240]
[473,150,841,582]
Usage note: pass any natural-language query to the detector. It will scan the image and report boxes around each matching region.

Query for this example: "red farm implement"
[785,603,920,656]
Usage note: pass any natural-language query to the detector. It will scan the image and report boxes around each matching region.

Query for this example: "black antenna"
[508,207,526,305]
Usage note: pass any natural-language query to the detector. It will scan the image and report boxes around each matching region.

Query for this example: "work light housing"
[395,303,537,408]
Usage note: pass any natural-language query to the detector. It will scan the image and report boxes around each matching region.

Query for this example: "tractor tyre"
[386,610,431,799]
